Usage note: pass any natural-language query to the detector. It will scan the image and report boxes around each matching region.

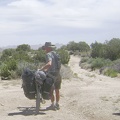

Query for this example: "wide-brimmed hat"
[42,42,55,49]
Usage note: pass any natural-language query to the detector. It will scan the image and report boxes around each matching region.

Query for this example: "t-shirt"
[46,51,56,73]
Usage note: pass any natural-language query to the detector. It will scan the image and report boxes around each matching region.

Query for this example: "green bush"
[13,51,32,62]
[91,58,112,70]
[57,49,70,64]
[16,44,31,52]
[91,38,120,61]
[87,58,94,64]
[91,58,104,70]
[80,63,92,70]
[80,52,90,57]
[104,69,118,78]
[0,64,11,79]
[80,57,89,63]
[0,59,17,79]
[91,42,104,58]
[0,48,15,61]
[113,59,120,65]
[16,61,37,77]
[5,59,17,71]
[33,50,46,62]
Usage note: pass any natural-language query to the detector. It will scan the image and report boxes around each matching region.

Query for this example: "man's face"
[44,47,51,53]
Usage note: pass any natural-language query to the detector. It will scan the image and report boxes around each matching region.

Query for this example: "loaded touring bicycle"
[21,68,54,114]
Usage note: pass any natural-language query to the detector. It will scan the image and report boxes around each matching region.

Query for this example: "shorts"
[54,73,62,89]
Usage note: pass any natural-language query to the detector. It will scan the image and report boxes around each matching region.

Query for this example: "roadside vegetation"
[84,38,120,78]
[1,38,120,80]
[0,44,70,80]
[62,38,120,78]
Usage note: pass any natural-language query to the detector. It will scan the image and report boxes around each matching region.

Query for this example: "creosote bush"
[104,69,118,78]
[0,64,11,79]
[57,49,70,64]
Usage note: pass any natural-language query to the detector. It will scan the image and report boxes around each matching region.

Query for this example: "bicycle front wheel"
[35,83,41,114]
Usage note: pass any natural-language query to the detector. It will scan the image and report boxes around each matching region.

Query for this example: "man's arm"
[40,60,52,72]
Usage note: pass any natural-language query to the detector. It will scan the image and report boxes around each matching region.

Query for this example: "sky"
[0,0,120,47]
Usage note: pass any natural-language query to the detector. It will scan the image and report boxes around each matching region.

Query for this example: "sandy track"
[0,55,120,120]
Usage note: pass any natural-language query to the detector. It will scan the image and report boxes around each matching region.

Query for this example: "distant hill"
[31,43,64,49]
[0,43,64,51]
[30,44,42,50]
[55,43,64,49]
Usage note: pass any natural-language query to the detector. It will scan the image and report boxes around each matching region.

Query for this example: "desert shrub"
[13,51,32,62]
[80,57,94,70]
[0,48,15,61]
[16,61,38,77]
[91,58,104,69]
[0,64,11,79]
[0,61,2,66]
[33,50,46,62]
[113,59,120,64]
[91,58,112,70]
[100,59,120,74]
[104,38,120,60]
[104,69,118,78]
[91,38,120,61]
[80,63,91,70]
[111,64,120,73]
[80,57,90,64]
[87,57,94,64]
[5,59,17,71]
[16,60,44,77]
[80,51,91,57]
[57,49,70,64]
[16,44,31,52]
[91,42,104,58]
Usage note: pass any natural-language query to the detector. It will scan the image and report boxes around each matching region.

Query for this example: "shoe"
[55,103,60,110]
[46,104,56,111]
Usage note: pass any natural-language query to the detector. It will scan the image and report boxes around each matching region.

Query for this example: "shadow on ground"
[8,107,46,116]
[113,113,120,116]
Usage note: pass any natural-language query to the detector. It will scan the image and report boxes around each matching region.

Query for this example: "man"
[40,42,62,110]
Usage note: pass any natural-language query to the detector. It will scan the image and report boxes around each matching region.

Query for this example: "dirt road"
[0,55,120,120]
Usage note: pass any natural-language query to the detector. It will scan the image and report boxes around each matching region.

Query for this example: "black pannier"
[22,68,54,100]
[22,68,36,99]
[42,77,54,100]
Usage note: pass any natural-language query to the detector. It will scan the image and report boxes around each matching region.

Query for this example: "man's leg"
[54,88,60,110]
[46,85,56,110]
[50,86,55,104]
[54,79,61,109]
[55,89,60,103]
